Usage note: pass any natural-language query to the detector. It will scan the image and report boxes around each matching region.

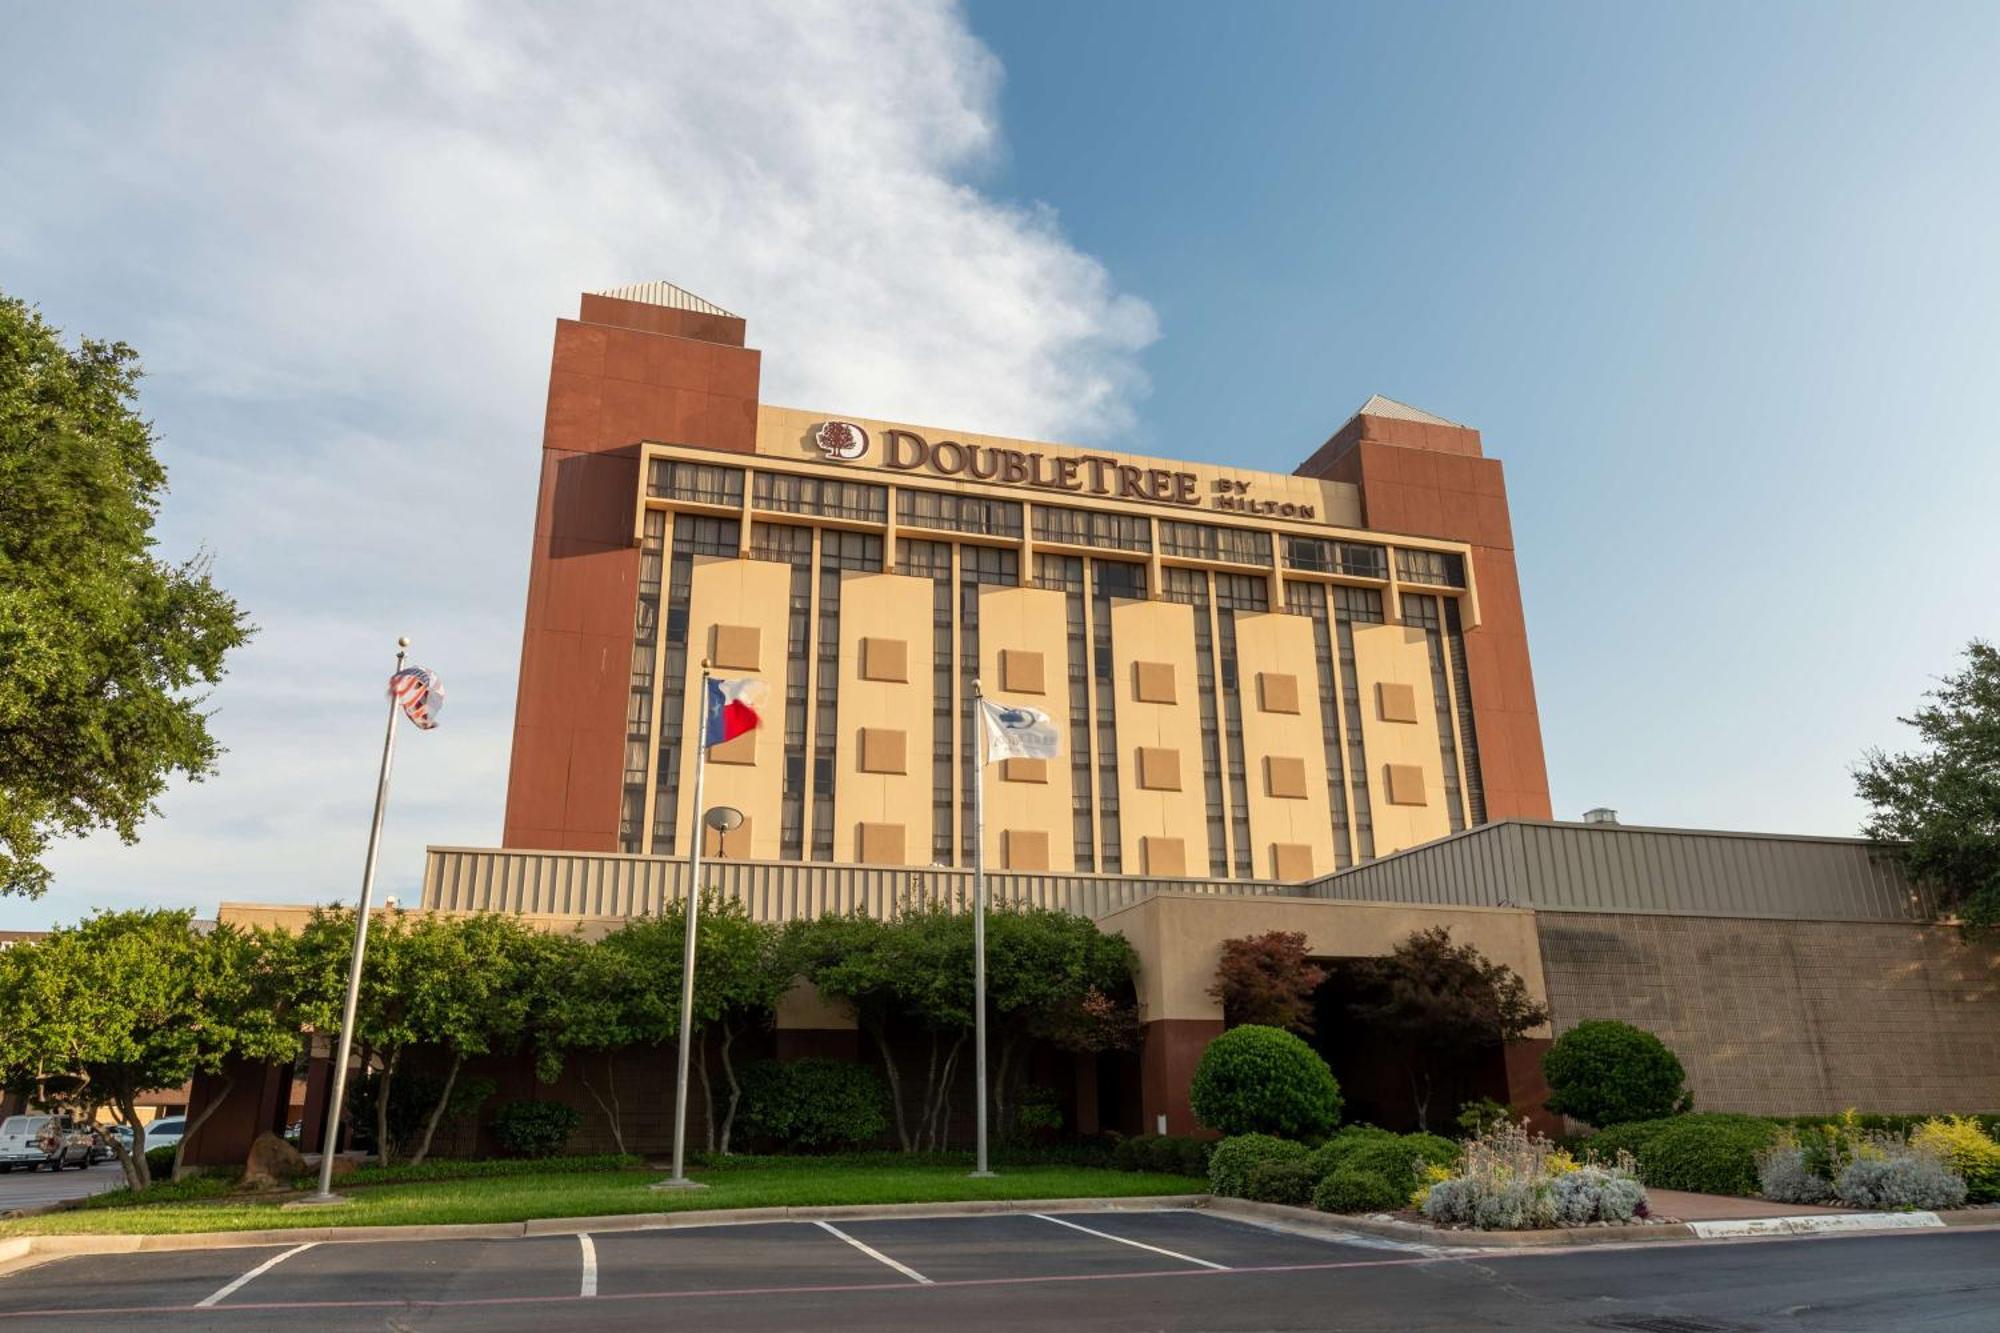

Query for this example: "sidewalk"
[1646,1189,1848,1222]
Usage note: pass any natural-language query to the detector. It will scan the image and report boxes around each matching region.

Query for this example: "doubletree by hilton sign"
[811,421,1318,521]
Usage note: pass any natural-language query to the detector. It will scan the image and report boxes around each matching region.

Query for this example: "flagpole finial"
[397,636,411,648]
[973,677,984,695]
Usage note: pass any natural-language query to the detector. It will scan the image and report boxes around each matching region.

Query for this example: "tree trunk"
[376,1050,401,1166]
[695,1032,715,1154]
[867,1022,911,1152]
[115,1093,149,1191]
[172,1072,237,1182]
[918,1033,938,1151]
[925,1034,966,1151]
[578,1053,628,1156]
[717,1023,742,1156]
[1409,1064,1432,1133]
[407,1052,462,1166]
[993,1034,1021,1139]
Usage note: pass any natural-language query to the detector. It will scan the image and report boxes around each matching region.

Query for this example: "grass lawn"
[0,1159,1204,1237]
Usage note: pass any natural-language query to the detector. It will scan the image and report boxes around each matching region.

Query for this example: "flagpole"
[307,635,408,1205]
[659,662,711,1190]
[971,677,995,1178]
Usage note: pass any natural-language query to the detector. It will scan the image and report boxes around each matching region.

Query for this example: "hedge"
[736,1058,889,1151]
[1208,1133,1311,1198]
[1583,1113,1778,1196]
[1114,1134,1213,1178]
[1313,1168,1404,1214]
[1339,1132,1461,1201]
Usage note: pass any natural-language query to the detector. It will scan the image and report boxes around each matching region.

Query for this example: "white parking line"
[1030,1214,1230,1270]
[812,1220,933,1284]
[194,1242,318,1307]
[578,1233,598,1297]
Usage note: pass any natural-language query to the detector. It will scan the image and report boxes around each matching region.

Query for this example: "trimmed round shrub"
[1208,1133,1310,1198]
[1608,1114,1777,1196]
[144,1143,177,1178]
[1542,1020,1690,1127]
[736,1058,889,1151]
[1312,1168,1403,1214]
[490,1099,583,1158]
[1244,1157,1321,1207]
[1307,1124,1397,1178]
[1342,1133,1462,1201]
[1188,1025,1341,1139]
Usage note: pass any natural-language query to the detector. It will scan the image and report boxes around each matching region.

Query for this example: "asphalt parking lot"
[0,1159,125,1215]
[4,1207,1999,1331]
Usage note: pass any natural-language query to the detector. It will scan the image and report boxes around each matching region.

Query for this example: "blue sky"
[2,1,1994,929]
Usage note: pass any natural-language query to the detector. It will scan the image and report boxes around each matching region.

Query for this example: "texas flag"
[703,677,766,748]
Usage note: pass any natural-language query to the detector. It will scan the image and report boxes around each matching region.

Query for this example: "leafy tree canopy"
[1208,930,1326,1034]
[0,294,252,897]
[0,910,296,1188]
[1856,640,2000,931]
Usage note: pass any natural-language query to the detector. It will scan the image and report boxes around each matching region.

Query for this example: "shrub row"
[1112,1134,1213,1178]
[1207,1129,1462,1215]
[1580,1114,1776,1196]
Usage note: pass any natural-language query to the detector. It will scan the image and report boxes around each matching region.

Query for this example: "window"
[897,488,1023,539]
[648,515,741,854]
[1159,520,1272,566]
[1284,537,1387,578]
[752,472,887,523]
[647,460,744,506]
[1395,548,1467,587]
[1032,503,1151,552]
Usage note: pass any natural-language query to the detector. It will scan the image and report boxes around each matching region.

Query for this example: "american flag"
[388,666,443,730]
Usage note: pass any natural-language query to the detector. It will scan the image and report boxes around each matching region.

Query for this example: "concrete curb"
[0,1194,1210,1268]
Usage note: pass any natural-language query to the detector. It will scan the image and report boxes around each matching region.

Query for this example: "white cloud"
[1,0,1156,927]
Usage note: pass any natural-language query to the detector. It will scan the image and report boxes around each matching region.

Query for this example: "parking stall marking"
[578,1233,597,1298]
[1030,1213,1229,1270]
[194,1241,317,1308]
[812,1220,933,1284]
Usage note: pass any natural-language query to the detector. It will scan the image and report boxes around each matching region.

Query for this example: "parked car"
[143,1116,187,1153]
[0,1115,92,1171]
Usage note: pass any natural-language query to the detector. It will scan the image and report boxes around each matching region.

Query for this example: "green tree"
[1207,931,1326,1034]
[287,909,535,1165]
[0,911,298,1189]
[519,929,643,1153]
[1542,1019,1691,1127]
[1856,640,2000,932]
[0,295,252,898]
[984,906,1139,1134]
[1343,927,1549,1132]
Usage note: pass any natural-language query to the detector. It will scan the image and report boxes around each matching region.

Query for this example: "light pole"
[656,803,743,1190]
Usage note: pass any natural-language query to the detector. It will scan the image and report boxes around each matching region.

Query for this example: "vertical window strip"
[649,515,740,855]
[1284,582,1353,870]
[1090,560,1145,873]
[810,530,885,861]
[751,522,815,858]
[897,539,956,864]
[1332,585,1380,861]
[619,510,668,851]
[1164,568,1229,877]
[1443,598,1488,825]
[1402,592,1466,833]
[1035,554,1095,870]
[957,544,1019,862]
[1213,573,1268,879]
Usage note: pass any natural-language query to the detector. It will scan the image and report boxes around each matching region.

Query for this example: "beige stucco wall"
[832,570,936,863]
[1096,893,1549,1031]
[1109,596,1212,873]
[1351,621,1452,854]
[675,555,794,860]
[1233,609,1336,880]
[978,584,1078,870]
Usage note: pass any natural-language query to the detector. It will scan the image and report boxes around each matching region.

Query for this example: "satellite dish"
[703,806,745,833]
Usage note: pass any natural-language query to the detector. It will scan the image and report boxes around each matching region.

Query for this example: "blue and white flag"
[979,698,1060,763]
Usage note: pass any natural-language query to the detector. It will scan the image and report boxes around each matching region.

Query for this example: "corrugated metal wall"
[422,846,1306,921]
[1304,821,1931,923]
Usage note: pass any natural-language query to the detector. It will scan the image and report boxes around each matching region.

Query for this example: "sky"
[3,1,1995,930]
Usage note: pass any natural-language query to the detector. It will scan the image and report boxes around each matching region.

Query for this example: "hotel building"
[503,282,1550,879]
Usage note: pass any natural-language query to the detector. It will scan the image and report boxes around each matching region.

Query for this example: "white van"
[0,1114,91,1171]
